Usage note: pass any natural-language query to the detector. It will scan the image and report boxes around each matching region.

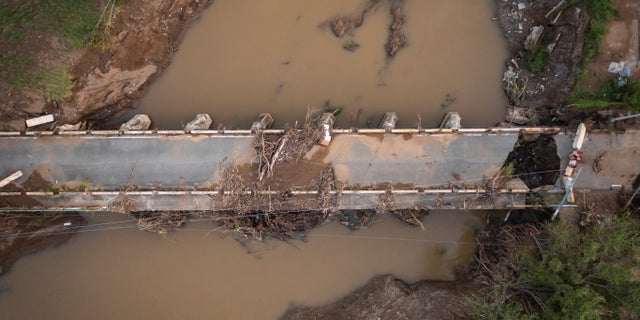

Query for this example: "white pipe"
[572,123,586,150]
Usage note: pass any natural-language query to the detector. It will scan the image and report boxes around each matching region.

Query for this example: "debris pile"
[216,210,326,241]
[213,166,342,240]
[385,5,406,58]
[132,212,188,235]
[390,208,429,229]
[322,0,407,59]
[337,210,377,229]
[255,108,324,181]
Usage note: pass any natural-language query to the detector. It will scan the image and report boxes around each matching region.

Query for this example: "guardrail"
[0,187,536,198]
[0,127,563,137]
[0,187,535,212]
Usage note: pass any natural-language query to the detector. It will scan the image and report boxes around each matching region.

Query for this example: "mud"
[70,0,213,124]
[0,0,213,129]
[0,212,85,276]
[498,0,640,129]
[504,134,561,188]
[497,0,588,114]
[282,274,478,320]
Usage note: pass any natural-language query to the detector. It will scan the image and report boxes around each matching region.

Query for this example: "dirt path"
[581,0,640,91]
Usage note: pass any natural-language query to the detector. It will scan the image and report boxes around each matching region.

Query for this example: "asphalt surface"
[312,133,519,187]
[1,133,520,190]
[0,135,255,188]
[3,131,638,193]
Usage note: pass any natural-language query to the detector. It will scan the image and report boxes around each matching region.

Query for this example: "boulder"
[185,113,213,132]
[120,114,151,131]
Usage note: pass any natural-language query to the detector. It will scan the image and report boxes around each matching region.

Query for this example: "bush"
[525,45,549,74]
[475,213,640,319]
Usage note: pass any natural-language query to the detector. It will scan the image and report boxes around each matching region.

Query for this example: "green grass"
[569,0,630,109]
[525,44,549,74]
[580,0,616,70]
[0,51,73,100]
[0,0,103,100]
[0,0,101,47]
[571,78,640,110]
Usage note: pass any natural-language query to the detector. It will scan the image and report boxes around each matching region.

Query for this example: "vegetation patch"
[571,78,640,110]
[525,44,549,74]
[0,0,106,99]
[580,0,616,70]
[473,213,640,319]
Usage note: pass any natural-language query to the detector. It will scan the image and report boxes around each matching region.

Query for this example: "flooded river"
[136,0,506,129]
[0,212,482,319]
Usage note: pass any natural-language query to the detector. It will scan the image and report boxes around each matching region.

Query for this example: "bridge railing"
[0,127,562,137]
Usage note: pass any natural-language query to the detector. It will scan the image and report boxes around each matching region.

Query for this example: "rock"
[57,123,84,131]
[71,65,157,123]
[120,114,151,131]
[546,33,562,53]
[330,17,353,37]
[439,112,462,130]
[379,112,398,131]
[506,107,532,125]
[184,113,212,132]
[524,25,544,51]
[342,39,360,52]
[251,113,274,134]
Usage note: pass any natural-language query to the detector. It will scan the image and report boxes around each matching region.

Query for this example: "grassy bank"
[572,78,640,110]
[567,0,640,110]
[580,0,616,70]
[0,0,113,100]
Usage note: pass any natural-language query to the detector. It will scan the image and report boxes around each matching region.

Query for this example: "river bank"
[0,0,212,130]
[1,0,639,318]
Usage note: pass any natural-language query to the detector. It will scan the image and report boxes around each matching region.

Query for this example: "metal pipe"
[552,167,582,220]
[610,113,640,122]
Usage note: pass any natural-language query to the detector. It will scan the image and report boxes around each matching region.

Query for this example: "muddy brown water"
[0,211,482,319]
[134,0,506,129]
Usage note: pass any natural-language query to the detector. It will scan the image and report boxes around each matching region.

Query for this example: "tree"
[475,213,640,319]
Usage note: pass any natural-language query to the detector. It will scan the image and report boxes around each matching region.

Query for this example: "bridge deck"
[1,132,519,189]
[2,128,637,211]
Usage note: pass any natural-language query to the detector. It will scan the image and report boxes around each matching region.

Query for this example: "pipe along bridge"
[0,124,638,214]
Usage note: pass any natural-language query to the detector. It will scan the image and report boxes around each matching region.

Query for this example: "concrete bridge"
[0,127,638,213]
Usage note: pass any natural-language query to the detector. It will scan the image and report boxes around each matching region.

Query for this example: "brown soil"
[70,0,213,125]
[497,0,640,129]
[0,0,213,129]
[581,0,640,91]
[281,274,479,320]
[0,212,85,276]
[21,170,52,191]
[496,0,588,111]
